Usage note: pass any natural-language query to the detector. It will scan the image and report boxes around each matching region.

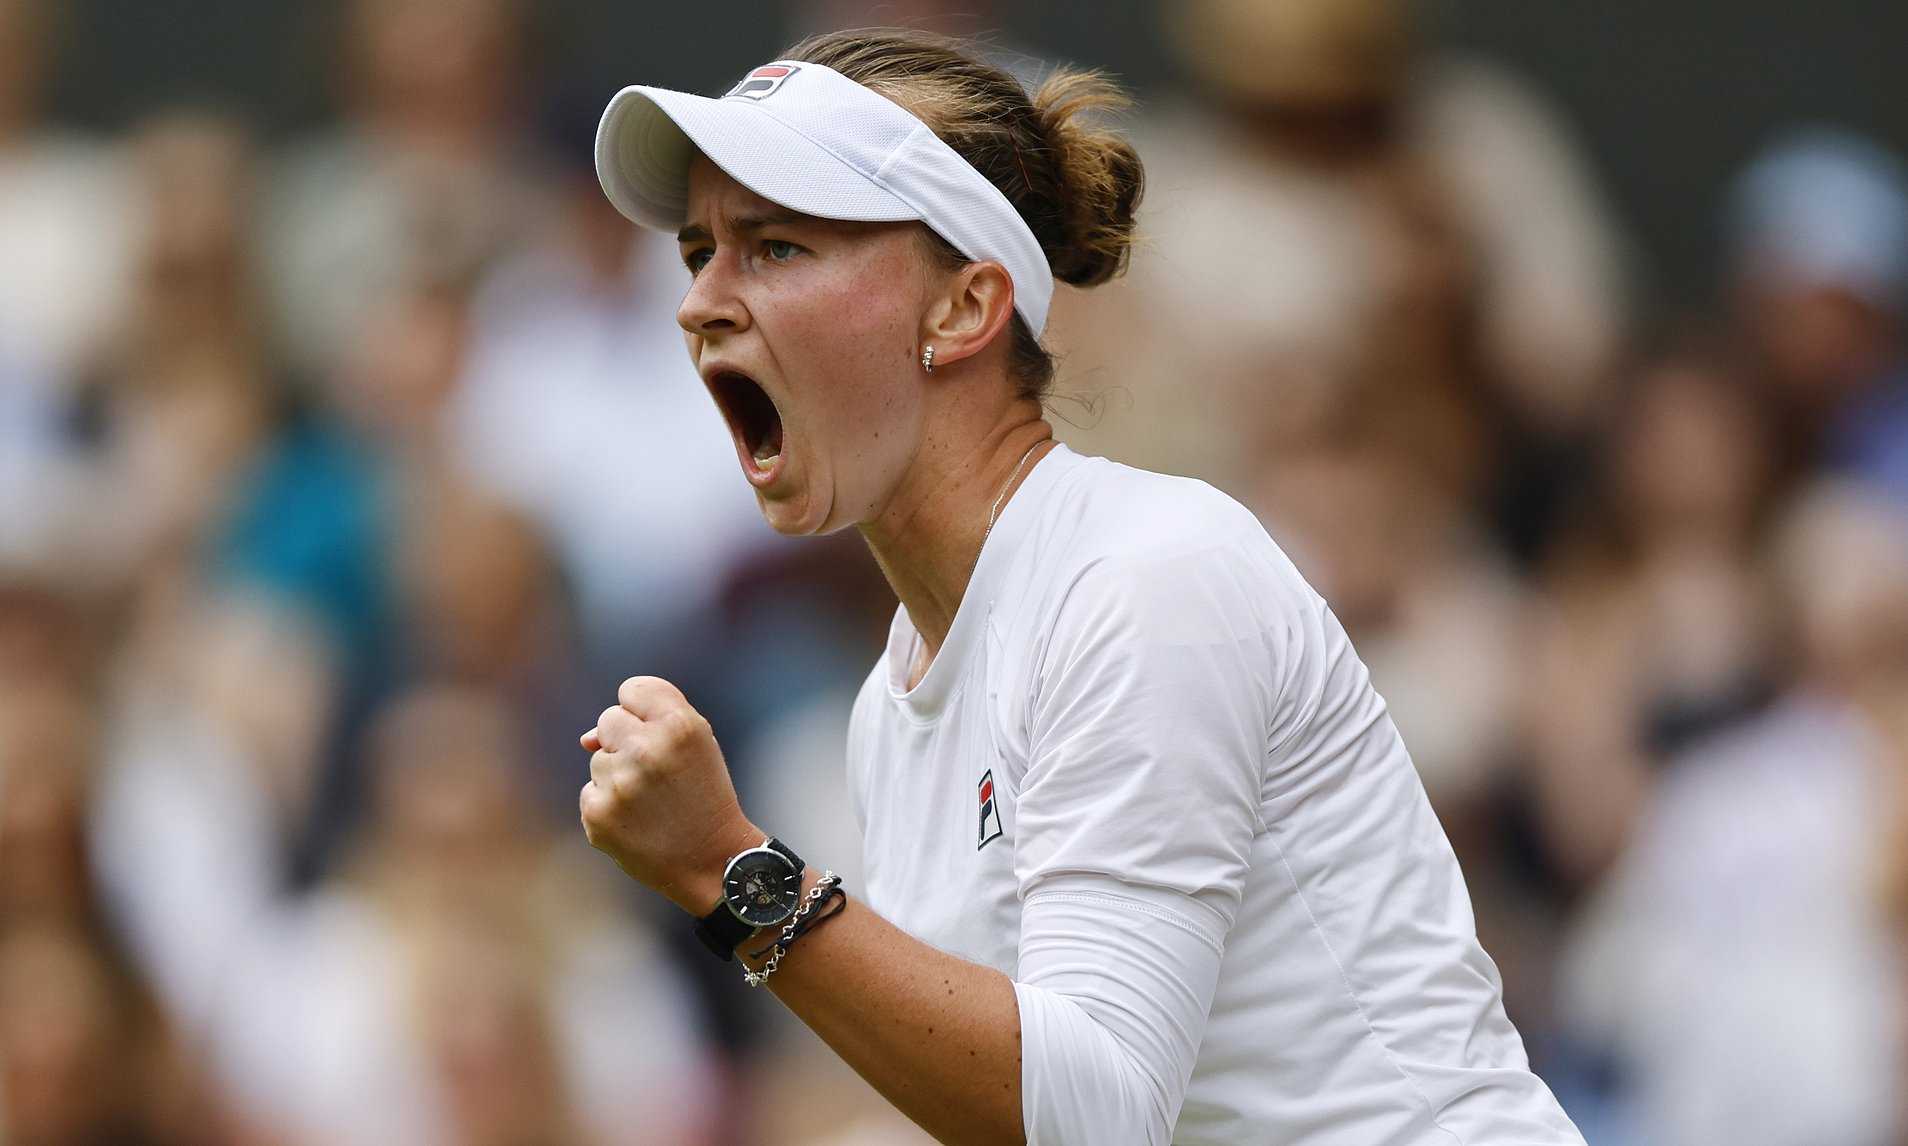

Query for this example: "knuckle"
[603,713,644,752]
[603,767,635,802]
[588,754,640,805]
[658,709,694,742]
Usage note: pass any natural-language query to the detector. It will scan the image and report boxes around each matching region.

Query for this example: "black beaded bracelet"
[743,873,846,986]
[751,885,847,960]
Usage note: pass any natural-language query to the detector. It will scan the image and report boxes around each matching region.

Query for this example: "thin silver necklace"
[915,441,1044,685]
[984,441,1045,545]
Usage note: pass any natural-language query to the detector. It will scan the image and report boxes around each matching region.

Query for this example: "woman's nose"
[677,254,747,336]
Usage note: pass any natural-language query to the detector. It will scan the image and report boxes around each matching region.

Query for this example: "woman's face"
[1613,362,1766,535]
[676,155,937,535]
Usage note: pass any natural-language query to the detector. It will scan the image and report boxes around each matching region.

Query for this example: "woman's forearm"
[744,880,1025,1146]
[577,681,1026,1143]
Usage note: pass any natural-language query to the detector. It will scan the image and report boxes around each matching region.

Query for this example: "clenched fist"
[579,676,763,914]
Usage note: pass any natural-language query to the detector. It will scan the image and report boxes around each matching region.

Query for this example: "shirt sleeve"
[1015,876,1229,1146]
[1012,535,1283,1144]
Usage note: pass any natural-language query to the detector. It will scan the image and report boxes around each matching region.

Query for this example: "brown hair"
[784,28,1144,401]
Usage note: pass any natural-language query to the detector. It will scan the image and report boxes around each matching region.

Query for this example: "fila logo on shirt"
[726,64,800,101]
[977,769,1003,849]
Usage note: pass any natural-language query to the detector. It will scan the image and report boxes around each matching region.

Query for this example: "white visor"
[595,60,1055,336]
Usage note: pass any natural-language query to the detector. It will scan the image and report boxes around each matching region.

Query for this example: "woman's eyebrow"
[732,210,807,233]
[677,210,808,244]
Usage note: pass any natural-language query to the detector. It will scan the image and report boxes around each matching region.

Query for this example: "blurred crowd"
[1,0,1906,1144]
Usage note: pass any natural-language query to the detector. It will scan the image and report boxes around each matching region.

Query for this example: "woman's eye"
[683,248,713,274]
[764,239,801,262]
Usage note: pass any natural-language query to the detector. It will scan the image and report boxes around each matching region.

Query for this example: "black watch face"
[724,848,802,927]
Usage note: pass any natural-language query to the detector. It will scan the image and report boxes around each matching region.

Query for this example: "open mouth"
[709,372,784,472]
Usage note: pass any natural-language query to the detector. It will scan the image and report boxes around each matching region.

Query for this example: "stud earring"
[920,345,935,373]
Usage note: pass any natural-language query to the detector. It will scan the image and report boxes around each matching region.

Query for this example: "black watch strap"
[694,837,804,961]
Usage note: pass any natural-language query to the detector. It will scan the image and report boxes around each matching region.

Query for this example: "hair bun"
[784,28,1146,398]
[1030,70,1144,288]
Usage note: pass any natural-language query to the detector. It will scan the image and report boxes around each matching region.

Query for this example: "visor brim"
[595,86,920,232]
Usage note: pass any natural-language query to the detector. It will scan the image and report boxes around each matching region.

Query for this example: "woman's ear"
[920,261,1017,370]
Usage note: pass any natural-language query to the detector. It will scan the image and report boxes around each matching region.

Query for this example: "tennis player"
[579,28,1586,1146]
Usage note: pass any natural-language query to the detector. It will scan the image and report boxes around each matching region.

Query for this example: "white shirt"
[847,445,1583,1146]
[0,135,135,380]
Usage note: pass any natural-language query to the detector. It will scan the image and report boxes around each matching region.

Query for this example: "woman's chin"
[755,490,830,537]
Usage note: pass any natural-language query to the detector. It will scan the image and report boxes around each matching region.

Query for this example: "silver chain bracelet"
[744,871,843,987]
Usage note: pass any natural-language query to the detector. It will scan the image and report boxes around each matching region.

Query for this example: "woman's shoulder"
[1043,449,1284,571]
[1021,450,1318,643]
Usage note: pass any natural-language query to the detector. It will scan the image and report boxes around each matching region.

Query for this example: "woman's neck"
[859,410,1054,671]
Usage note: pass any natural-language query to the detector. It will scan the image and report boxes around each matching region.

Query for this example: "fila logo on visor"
[978,770,1003,850]
[725,64,800,101]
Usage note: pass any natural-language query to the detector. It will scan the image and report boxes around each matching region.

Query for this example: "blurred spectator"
[1563,481,1908,1146]
[413,913,591,1146]
[0,580,93,692]
[97,587,341,1021]
[1524,336,1785,887]
[95,681,716,1146]
[0,918,194,1146]
[0,657,210,1144]
[332,279,473,456]
[390,484,596,821]
[64,109,392,664]
[0,0,134,577]
[1060,0,1629,553]
[69,110,273,591]
[0,344,84,578]
[262,0,557,386]
[54,111,389,892]
[0,677,99,932]
[0,0,135,383]
[440,100,784,682]
[1728,127,1908,506]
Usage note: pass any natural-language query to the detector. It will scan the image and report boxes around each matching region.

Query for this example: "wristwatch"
[694,837,805,960]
